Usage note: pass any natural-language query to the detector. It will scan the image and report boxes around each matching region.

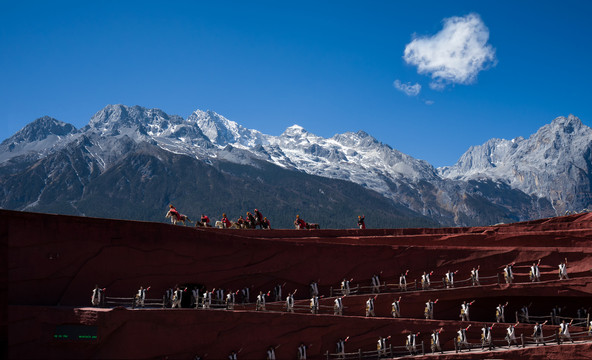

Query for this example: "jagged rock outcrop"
[440,115,592,214]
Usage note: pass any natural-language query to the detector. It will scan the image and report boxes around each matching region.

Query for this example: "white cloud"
[393,79,421,96]
[424,100,435,105]
[403,13,496,89]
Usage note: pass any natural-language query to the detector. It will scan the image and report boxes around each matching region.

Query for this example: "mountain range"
[1,104,590,228]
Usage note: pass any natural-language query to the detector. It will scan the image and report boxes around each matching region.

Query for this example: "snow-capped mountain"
[0,116,77,163]
[440,115,592,214]
[1,104,588,226]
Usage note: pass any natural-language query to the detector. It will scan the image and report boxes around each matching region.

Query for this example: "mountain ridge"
[0,104,588,226]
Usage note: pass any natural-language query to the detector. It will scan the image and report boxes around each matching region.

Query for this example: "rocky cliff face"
[440,115,592,214]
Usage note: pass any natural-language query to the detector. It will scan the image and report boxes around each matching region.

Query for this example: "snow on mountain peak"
[281,124,308,138]
[0,116,78,163]
[189,109,266,147]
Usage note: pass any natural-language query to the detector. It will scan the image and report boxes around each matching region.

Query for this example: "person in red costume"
[221,213,231,228]
[168,204,181,220]
[294,215,307,229]
[198,214,210,227]
[261,217,271,229]
[254,208,264,228]
[357,215,366,229]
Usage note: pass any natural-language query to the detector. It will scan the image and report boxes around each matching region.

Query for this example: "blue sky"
[1,1,591,167]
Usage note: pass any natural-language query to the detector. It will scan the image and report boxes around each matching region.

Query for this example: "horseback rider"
[236,215,246,228]
[246,212,257,229]
[221,213,231,228]
[168,204,181,220]
[295,215,307,229]
[254,209,264,228]
[261,217,271,229]
[199,214,210,227]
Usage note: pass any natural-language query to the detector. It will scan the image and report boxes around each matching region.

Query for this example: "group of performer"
[92,255,574,315]
[91,254,583,359]
[168,204,370,230]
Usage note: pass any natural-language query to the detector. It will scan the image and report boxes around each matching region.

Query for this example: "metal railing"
[329,274,501,297]
[104,294,166,308]
[324,342,425,359]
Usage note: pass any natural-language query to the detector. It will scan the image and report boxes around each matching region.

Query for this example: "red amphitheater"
[5,209,592,359]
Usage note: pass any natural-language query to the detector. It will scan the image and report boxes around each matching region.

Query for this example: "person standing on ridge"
[357,215,366,229]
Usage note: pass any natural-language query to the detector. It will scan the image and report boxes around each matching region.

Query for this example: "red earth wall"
[4,210,592,359]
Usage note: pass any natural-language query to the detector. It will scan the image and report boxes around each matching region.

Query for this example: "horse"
[165,210,192,226]
[215,221,244,229]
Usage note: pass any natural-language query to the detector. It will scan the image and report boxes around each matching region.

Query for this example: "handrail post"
[358,348,362,360]
[521,333,524,348]
[100,289,106,307]
[556,330,560,345]
[389,344,392,358]
[454,336,458,353]
[325,350,329,360]
[516,311,519,323]
[414,279,417,290]
[162,295,166,308]
[497,273,500,285]
[421,341,425,355]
